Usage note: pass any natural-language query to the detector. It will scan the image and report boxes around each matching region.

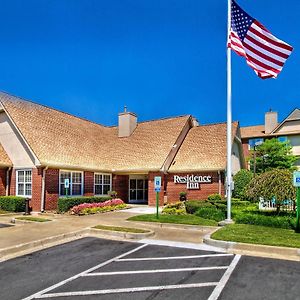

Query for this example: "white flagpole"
[226,0,232,222]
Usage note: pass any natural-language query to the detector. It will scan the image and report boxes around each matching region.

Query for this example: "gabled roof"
[169,122,239,172]
[240,125,265,139]
[241,108,300,139]
[0,92,190,172]
[272,108,300,133]
[0,143,12,167]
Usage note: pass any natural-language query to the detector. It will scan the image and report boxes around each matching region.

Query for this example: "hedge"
[195,207,226,222]
[234,212,295,229]
[185,200,212,214]
[0,196,25,212]
[58,196,112,213]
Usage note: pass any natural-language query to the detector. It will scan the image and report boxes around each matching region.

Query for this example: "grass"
[212,224,300,248]
[93,225,150,233]
[16,216,51,222]
[127,214,218,226]
[0,210,10,214]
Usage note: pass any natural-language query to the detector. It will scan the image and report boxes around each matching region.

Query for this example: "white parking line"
[36,282,219,298]
[84,266,229,276]
[208,254,241,300]
[22,244,148,300]
[117,253,233,262]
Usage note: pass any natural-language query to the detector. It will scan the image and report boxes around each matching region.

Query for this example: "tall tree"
[250,138,297,174]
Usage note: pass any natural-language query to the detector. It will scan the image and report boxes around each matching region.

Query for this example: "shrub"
[71,199,126,215]
[0,196,25,212]
[246,169,296,212]
[195,207,226,222]
[185,200,212,214]
[207,194,222,201]
[58,196,112,213]
[234,212,295,229]
[162,202,186,215]
[233,169,253,200]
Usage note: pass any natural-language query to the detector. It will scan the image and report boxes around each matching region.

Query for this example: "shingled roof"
[0,143,12,167]
[0,92,190,172]
[240,125,265,139]
[169,122,239,172]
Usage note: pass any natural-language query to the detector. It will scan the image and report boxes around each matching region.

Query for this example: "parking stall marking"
[84,266,229,276]
[116,253,233,262]
[22,244,148,300]
[23,244,241,300]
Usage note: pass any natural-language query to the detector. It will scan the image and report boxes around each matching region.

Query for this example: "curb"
[203,234,300,259]
[127,220,217,231]
[10,218,53,225]
[89,228,155,239]
[0,228,90,260]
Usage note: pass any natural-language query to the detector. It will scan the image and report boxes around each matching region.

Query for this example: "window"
[249,138,264,150]
[16,170,32,197]
[60,171,83,196]
[94,174,112,195]
[278,136,288,143]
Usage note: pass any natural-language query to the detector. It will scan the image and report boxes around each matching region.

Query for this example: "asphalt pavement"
[1,237,300,300]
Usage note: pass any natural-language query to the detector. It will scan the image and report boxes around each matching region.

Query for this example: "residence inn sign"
[174,175,212,190]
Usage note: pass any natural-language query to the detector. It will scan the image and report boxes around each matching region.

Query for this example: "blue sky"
[0,0,299,127]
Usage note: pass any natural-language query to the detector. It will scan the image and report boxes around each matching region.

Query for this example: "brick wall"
[242,139,250,169]
[31,167,43,211]
[9,169,16,196]
[112,175,129,203]
[84,171,94,196]
[44,168,59,210]
[165,172,225,204]
[148,172,165,206]
[0,169,6,196]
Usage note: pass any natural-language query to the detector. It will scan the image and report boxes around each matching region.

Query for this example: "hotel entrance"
[129,175,148,204]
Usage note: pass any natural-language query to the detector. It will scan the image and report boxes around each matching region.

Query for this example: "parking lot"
[1,237,300,300]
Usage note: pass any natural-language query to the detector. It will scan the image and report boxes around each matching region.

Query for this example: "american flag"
[228,0,293,79]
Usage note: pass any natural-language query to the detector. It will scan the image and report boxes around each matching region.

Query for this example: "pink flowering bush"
[70,199,126,215]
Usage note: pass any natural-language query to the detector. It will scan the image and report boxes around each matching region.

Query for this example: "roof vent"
[118,106,137,137]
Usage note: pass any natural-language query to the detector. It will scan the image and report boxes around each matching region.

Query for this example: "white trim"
[94,173,112,196]
[16,168,32,198]
[59,170,84,197]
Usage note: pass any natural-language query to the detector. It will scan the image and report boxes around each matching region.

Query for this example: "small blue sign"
[293,171,300,187]
[154,176,161,191]
[155,187,161,192]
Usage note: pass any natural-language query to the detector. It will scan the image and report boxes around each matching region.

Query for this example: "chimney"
[265,110,278,134]
[118,106,137,137]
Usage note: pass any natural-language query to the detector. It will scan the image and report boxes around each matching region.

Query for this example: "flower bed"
[70,199,126,215]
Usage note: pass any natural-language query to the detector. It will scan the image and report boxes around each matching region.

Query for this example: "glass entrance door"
[129,176,148,204]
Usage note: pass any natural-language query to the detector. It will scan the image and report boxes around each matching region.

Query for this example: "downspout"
[6,167,12,196]
[218,170,222,196]
[41,166,48,212]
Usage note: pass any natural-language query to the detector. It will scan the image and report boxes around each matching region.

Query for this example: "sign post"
[293,171,300,233]
[64,178,70,197]
[154,176,161,219]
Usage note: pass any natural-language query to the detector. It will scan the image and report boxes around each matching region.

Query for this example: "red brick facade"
[31,167,43,211]
[0,169,6,196]
[44,168,59,210]
[84,171,94,196]
[112,175,129,203]
[165,172,225,204]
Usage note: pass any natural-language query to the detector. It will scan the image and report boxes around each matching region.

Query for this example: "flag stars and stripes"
[228,0,293,79]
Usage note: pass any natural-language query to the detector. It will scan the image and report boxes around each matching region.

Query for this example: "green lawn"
[127,214,218,226]
[93,225,150,233]
[0,210,10,214]
[16,216,51,222]
[212,224,300,248]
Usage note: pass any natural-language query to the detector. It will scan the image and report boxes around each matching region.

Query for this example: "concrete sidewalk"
[0,208,218,260]
[0,207,300,262]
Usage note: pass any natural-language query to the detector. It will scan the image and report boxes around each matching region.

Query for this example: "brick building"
[241,109,300,168]
[0,92,245,211]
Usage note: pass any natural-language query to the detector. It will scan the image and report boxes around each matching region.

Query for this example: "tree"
[249,138,297,174]
[233,169,253,200]
[246,169,296,213]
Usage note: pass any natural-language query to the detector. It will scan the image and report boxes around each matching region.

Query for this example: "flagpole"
[226,0,232,222]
